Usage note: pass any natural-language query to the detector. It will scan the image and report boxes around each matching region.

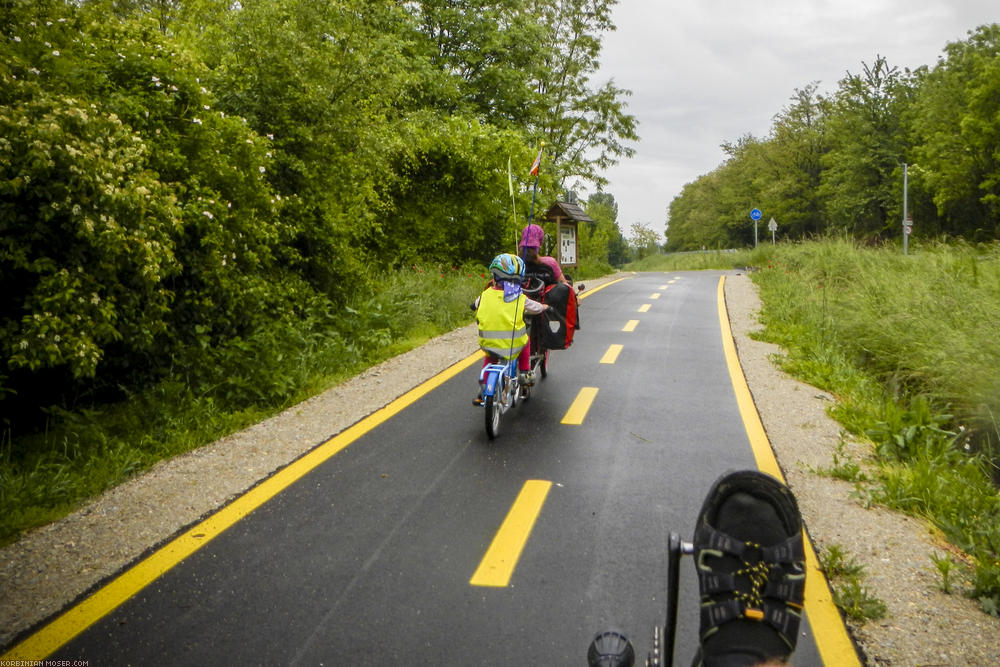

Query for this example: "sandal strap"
[694,524,804,563]
[700,597,743,630]
[762,600,802,645]
[764,569,805,603]
[696,562,805,601]
[699,598,801,645]
[760,531,804,564]
[693,523,748,558]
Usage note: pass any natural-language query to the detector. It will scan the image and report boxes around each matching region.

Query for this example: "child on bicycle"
[472,253,548,405]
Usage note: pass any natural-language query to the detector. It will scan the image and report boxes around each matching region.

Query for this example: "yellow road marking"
[651,292,661,299]
[658,285,668,290]
[600,344,623,364]
[578,277,630,299]
[717,276,860,666]
[562,387,599,425]
[638,304,651,313]
[3,350,487,662]
[622,319,639,332]
[470,480,552,587]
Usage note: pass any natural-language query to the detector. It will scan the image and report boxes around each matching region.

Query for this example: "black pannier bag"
[540,283,578,350]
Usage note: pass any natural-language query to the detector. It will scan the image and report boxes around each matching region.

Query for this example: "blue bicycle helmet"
[489,253,525,282]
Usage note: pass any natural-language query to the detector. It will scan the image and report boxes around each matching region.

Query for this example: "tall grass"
[746,237,1000,614]
[751,238,1000,456]
[628,248,755,272]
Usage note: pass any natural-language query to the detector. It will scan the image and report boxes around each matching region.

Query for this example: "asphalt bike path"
[15,272,853,665]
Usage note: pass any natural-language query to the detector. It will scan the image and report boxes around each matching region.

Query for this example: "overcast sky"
[593,1,999,239]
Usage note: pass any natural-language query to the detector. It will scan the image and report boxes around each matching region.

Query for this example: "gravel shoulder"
[2,271,999,664]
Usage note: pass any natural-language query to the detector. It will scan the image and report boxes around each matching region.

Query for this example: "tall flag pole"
[527,142,544,226]
[523,142,544,264]
[507,156,518,252]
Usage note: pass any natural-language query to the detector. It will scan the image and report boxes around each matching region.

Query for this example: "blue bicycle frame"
[479,357,520,440]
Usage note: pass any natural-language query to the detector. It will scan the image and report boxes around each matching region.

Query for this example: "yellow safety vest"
[477,287,528,360]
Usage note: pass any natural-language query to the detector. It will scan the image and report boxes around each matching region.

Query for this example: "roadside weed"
[819,543,887,623]
[930,552,957,594]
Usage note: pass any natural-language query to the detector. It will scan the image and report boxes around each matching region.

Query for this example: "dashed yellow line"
[651,292,661,299]
[622,320,639,332]
[561,387,599,425]
[638,304,651,313]
[470,480,552,587]
[600,344,623,364]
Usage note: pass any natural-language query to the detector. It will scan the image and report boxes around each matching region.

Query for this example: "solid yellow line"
[716,276,860,667]
[622,320,639,332]
[600,344,623,364]
[469,480,552,587]
[3,350,486,662]
[638,304,651,313]
[716,276,781,481]
[578,276,630,300]
[561,387,599,425]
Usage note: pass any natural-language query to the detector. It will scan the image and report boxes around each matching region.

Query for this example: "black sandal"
[692,470,805,667]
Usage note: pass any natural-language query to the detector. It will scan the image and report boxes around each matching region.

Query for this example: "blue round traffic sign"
[750,208,762,220]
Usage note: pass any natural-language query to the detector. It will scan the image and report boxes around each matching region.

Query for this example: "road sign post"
[902,163,909,255]
[768,217,777,244]
[750,208,762,247]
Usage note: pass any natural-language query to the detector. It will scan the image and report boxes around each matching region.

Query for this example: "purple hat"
[519,224,544,249]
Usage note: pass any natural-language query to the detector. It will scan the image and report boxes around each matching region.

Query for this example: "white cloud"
[593,0,999,231]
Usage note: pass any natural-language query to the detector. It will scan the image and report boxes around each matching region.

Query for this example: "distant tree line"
[666,25,1000,250]
[0,0,637,431]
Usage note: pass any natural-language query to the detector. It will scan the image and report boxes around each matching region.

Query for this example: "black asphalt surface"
[52,271,824,666]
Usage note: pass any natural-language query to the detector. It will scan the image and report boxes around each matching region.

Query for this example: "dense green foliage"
[0,0,637,538]
[0,3,634,432]
[635,239,1000,613]
[666,25,1000,250]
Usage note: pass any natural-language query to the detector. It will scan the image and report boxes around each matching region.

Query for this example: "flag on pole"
[529,147,543,176]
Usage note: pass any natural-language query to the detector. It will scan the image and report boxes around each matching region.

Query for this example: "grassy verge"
[634,239,1000,615]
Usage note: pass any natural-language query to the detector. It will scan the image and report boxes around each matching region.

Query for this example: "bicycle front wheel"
[485,393,501,439]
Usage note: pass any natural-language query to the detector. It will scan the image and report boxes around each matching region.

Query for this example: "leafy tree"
[203,0,419,301]
[405,0,546,127]
[714,135,769,246]
[0,2,289,421]
[384,113,530,264]
[760,84,831,238]
[0,93,181,381]
[530,0,638,188]
[579,191,627,265]
[910,24,1000,239]
[819,56,912,237]
[628,222,661,259]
